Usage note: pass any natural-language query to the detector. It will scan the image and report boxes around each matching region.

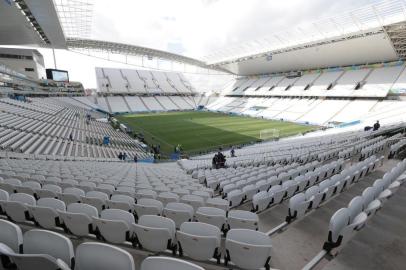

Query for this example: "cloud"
[39,0,381,88]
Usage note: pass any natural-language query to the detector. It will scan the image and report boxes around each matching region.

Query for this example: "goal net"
[260,128,280,141]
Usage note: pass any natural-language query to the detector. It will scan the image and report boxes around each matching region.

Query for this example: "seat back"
[24,229,74,267]
[66,202,96,216]
[328,208,350,243]
[76,242,135,270]
[37,198,66,211]
[0,219,23,253]
[225,229,272,270]
[100,208,135,227]
[10,193,36,205]
[141,256,204,270]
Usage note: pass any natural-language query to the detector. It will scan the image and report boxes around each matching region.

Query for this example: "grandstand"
[0,0,406,270]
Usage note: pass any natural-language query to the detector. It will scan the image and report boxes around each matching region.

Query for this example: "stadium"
[0,0,405,269]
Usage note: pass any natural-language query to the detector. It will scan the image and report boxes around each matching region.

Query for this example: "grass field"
[117,111,317,155]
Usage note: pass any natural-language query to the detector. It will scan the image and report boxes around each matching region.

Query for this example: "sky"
[36,0,383,89]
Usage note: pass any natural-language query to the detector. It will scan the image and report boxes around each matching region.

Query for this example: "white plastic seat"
[16,181,41,197]
[81,191,109,212]
[242,184,257,201]
[23,229,74,268]
[0,243,70,270]
[107,194,135,212]
[282,180,297,198]
[361,186,381,216]
[225,229,272,270]
[59,187,85,205]
[37,184,62,199]
[141,256,204,270]
[0,219,23,253]
[29,198,66,229]
[324,208,351,249]
[191,190,211,200]
[227,210,259,230]
[252,191,272,212]
[3,193,36,222]
[135,189,157,200]
[305,186,323,209]
[134,198,164,218]
[0,178,22,194]
[180,194,205,211]
[287,193,311,221]
[206,197,229,212]
[58,203,98,236]
[132,215,176,252]
[269,185,285,204]
[75,242,135,270]
[157,192,179,205]
[177,222,221,262]
[0,188,9,213]
[93,209,135,244]
[163,202,194,229]
[195,206,227,231]
[227,189,244,208]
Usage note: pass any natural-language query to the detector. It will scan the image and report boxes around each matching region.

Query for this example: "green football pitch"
[117,111,317,156]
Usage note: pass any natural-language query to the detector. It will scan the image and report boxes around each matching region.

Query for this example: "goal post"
[260,128,280,141]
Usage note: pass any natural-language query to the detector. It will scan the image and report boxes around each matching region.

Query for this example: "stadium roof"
[3,0,406,75]
[206,0,406,75]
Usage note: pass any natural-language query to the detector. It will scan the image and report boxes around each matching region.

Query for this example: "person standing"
[373,120,380,131]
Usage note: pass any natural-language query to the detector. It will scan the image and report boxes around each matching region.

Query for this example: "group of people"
[151,144,161,161]
[364,120,381,131]
[212,150,226,169]
[118,152,128,161]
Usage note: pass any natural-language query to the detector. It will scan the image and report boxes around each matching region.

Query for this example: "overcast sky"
[38,0,382,88]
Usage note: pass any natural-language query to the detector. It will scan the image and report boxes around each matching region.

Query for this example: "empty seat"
[227,189,244,208]
[3,193,36,222]
[0,188,9,213]
[59,187,85,205]
[163,202,194,229]
[135,189,157,200]
[141,256,204,270]
[132,215,176,252]
[206,197,229,212]
[81,191,109,212]
[225,229,272,270]
[195,206,227,231]
[94,208,135,244]
[0,219,23,253]
[228,210,259,230]
[107,194,135,212]
[16,181,41,197]
[157,192,179,204]
[75,242,135,270]
[59,203,98,236]
[286,193,311,222]
[134,198,164,218]
[180,194,204,211]
[177,222,221,262]
[0,243,70,270]
[29,198,66,229]
[37,184,62,199]
[0,178,22,194]
[22,229,75,268]
[252,191,272,212]
[361,186,382,216]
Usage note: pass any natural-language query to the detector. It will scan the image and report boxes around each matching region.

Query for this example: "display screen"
[46,69,69,82]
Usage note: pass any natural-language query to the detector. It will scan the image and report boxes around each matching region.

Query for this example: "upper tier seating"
[96,67,194,94]
[223,64,405,98]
